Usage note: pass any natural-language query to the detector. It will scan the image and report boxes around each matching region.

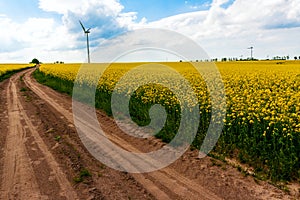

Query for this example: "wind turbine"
[79,20,91,63]
[247,46,253,60]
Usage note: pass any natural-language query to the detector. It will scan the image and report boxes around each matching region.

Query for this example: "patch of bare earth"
[0,70,152,200]
[0,68,298,199]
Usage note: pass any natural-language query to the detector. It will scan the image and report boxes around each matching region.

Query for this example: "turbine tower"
[79,20,91,63]
[248,46,253,60]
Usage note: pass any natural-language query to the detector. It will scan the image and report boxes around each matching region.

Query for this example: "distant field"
[34,60,300,181]
[0,64,34,81]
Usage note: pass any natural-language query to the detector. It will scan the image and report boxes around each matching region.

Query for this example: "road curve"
[23,69,221,200]
[0,68,290,199]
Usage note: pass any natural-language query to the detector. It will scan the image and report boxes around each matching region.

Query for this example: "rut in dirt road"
[23,69,222,200]
[0,71,78,200]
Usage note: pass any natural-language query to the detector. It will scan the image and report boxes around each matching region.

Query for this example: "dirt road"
[0,69,298,199]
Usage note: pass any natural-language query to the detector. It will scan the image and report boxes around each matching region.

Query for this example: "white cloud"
[1,0,300,62]
[0,15,19,52]
[38,0,142,32]
[225,0,300,28]
[39,0,124,16]
[0,0,144,62]
[38,0,145,55]
[0,14,82,62]
[137,0,300,59]
[212,0,231,7]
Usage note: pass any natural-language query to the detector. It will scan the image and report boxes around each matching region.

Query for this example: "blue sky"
[0,0,299,62]
[120,0,212,21]
[0,0,213,23]
[0,0,57,22]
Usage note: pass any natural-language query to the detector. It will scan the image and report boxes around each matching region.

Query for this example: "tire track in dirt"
[1,71,42,199]
[24,71,173,199]
[0,70,78,200]
[78,112,220,200]
[24,69,221,200]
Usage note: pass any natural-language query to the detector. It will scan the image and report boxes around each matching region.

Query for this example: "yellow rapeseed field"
[38,60,300,180]
[39,61,300,133]
[0,64,33,77]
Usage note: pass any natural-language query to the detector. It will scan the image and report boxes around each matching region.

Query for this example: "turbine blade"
[79,20,86,32]
[87,28,91,32]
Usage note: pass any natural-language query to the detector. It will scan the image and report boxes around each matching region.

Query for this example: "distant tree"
[294,56,298,60]
[287,55,289,60]
[221,57,227,62]
[274,56,287,60]
[31,58,40,64]
[299,56,300,59]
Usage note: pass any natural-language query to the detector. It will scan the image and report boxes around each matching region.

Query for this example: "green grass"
[33,69,73,95]
[54,135,61,142]
[20,87,28,92]
[73,168,92,183]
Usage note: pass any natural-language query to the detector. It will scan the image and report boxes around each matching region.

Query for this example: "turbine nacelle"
[79,20,91,34]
